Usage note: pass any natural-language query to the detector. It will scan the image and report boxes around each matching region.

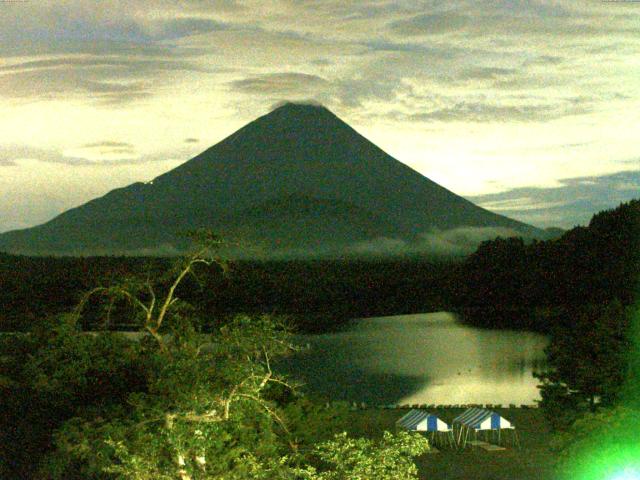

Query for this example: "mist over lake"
[278,312,549,405]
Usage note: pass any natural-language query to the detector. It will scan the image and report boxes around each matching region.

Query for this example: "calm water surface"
[277,312,548,405]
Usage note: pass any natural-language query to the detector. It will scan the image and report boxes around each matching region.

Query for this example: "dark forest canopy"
[0,253,452,333]
[1,198,638,335]
[450,198,640,332]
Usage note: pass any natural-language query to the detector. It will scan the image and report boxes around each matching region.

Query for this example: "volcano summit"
[0,103,541,257]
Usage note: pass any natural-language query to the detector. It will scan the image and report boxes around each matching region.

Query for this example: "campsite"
[348,406,556,480]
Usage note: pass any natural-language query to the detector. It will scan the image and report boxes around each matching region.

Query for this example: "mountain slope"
[0,103,542,256]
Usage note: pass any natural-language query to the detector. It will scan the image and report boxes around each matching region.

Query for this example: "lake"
[277,312,549,406]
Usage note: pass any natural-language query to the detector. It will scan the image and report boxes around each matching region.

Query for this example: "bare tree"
[74,230,227,351]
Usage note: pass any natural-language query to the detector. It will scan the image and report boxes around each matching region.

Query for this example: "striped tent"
[452,408,519,448]
[396,410,455,448]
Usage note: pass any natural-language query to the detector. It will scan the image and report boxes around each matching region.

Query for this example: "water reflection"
[277,312,548,405]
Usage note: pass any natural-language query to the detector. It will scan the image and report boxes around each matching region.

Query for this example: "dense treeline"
[3,200,638,337]
[0,254,164,331]
[0,253,452,333]
[202,258,451,332]
[450,199,640,332]
[3,201,638,336]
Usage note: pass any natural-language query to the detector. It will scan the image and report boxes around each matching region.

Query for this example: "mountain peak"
[0,103,542,256]
[267,101,335,120]
[271,101,328,112]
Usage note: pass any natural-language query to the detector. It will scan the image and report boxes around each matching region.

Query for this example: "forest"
[1,199,639,479]
[1,236,433,479]
[0,253,452,333]
[450,198,640,333]
[1,200,638,337]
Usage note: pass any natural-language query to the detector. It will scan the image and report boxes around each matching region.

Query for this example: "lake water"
[277,312,549,406]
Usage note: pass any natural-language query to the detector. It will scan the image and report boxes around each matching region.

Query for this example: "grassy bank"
[343,407,556,480]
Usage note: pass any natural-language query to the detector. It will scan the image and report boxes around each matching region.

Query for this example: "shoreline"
[342,402,539,410]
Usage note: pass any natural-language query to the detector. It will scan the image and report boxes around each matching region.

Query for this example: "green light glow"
[558,298,640,480]
[610,467,640,480]
[569,444,640,480]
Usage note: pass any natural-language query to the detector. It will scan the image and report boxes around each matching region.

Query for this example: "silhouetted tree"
[536,300,631,429]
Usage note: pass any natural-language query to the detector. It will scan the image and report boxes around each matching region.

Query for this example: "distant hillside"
[0,103,542,256]
[451,198,640,331]
[543,227,566,239]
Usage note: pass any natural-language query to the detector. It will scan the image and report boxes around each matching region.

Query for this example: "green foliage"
[307,431,429,480]
[535,301,632,429]
[533,381,582,431]
[543,289,640,478]
[282,399,351,449]
[34,315,429,480]
[620,300,640,409]
[0,315,148,478]
[2,237,431,479]
[25,315,146,405]
[0,253,452,334]
[39,315,295,479]
[550,406,640,480]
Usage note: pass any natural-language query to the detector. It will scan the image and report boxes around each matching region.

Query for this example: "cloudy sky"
[0,0,639,232]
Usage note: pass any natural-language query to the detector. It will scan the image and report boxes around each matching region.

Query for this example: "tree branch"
[237,393,290,434]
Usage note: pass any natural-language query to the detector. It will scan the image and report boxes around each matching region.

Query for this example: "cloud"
[477,197,570,212]
[0,144,200,167]
[362,39,435,54]
[330,50,447,108]
[335,74,405,109]
[348,226,524,257]
[71,141,137,159]
[418,227,523,255]
[0,3,149,46]
[614,181,640,191]
[0,1,238,48]
[270,99,326,109]
[228,225,528,259]
[389,12,470,36]
[81,141,134,148]
[0,0,627,116]
[385,1,631,41]
[0,57,202,74]
[0,0,637,235]
[0,145,93,166]
[460,66,517,80]
[0,68,149,105]
[0,54,206,104]
[0,4,218,106]
[406,98,592,123]
[468,169,640,228]
[229,73,330,95]
[151,17,230,40]
[327,44,525,111]
[523,55,564,66]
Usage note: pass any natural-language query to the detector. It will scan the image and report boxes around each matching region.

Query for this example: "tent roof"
[396,409,450,432]
[452,408,513,430]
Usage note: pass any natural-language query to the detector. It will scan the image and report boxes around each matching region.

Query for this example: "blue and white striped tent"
[396,410,455,447]
[452,408,519,448]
